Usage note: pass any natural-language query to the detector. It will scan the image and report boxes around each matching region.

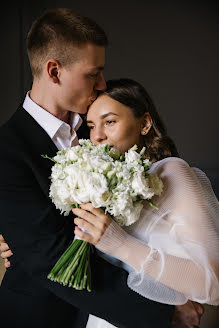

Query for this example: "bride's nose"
[93,127,107,143]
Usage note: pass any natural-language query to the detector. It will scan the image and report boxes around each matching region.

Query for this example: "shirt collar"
[23,91,83,139]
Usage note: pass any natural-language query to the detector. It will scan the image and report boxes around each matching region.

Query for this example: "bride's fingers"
[1,249,13,259]
[72,205,112,227]
[74,217,92,231]
[4,258,11,268]
[74,217,102,235]
[74,224,101,245]
[0,242,10,253]
[74,216,108,245]
[0,234,5,243]
[72,207,97,224]
[80,203,106,218]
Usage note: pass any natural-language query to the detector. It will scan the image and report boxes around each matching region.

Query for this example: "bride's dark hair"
[104,78,179,163]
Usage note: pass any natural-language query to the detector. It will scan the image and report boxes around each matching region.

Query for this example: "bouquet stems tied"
[48,205,92,291]
[48,239,91,291]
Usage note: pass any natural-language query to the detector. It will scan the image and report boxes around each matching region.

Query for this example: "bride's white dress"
[86,157,219,328]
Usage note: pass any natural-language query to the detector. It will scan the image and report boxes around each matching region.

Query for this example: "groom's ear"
[46,59,61,83]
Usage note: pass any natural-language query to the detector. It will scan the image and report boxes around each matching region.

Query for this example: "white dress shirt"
[23,92,83,150]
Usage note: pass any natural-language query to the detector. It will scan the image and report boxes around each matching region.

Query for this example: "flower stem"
[48,240,92,291]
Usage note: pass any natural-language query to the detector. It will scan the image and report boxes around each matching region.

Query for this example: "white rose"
[112,200,143,226]
[66,170,91,204]
[88,172,110,207]
[49,179,72,215]
[91,191,111,208]
[131,172,155,199]
[88,155,108,172]
[148,174,164,196]
[108,192,131,217]
[51,164,66,180]
[121,201,143,226]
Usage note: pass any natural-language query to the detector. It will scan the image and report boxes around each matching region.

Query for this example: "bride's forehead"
[89,95,129,115]
[93,95,116,107]
[87,96,118,117]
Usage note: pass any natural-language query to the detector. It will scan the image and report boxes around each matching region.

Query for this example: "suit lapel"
[11,106,89,198]
[11,106,60,197]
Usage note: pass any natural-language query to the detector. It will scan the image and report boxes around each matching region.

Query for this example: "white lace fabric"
[96,157,219,306]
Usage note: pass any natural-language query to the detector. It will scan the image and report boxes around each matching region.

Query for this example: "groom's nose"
[95,72,106,91]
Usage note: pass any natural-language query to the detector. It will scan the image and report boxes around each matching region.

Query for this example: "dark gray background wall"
[0,0,218,195]
[0,1,219,326]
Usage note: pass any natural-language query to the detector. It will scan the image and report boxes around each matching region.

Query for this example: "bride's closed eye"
[105,120,116,125]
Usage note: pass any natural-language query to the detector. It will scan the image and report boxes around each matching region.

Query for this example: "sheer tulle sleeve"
[96,157,219,305]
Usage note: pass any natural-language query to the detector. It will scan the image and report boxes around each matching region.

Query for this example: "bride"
[1,78,218,327]
[70,78,219,327]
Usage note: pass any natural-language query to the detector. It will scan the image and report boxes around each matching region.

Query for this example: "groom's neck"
[29,80,70,124]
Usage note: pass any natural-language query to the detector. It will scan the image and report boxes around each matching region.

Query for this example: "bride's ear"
[141,112,152,136]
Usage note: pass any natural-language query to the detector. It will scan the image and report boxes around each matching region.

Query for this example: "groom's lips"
[88,94,97,105]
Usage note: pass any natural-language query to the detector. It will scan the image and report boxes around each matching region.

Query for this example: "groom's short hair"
[27,8,108,78]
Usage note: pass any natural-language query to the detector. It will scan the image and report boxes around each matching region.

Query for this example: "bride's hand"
[72,203,112,245]
[0,234,13,268]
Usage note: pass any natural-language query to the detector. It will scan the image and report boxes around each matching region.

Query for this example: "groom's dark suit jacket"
[0,105,174,328]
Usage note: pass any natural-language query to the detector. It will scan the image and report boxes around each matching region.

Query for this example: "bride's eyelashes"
[87,120,116,130]
[105,120,116,125]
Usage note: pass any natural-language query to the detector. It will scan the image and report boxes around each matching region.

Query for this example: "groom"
[0,8,174,327]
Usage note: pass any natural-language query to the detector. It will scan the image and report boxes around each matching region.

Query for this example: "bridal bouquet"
[43,139,163,291]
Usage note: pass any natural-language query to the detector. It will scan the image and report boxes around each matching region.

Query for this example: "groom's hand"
[171,300,204,327]
[0,234,12,268]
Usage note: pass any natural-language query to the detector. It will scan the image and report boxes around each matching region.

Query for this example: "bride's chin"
[114,147,126,154]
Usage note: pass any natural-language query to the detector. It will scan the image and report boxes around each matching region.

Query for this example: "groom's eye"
[87,125,95,130]
[87,72,99,78]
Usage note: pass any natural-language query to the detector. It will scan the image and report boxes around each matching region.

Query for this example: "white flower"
[125,149,141,167]
[51,164,66,180]
[117,201,143,226]
[110,192,132,216]
[148,174,164,196]
[65,169,91,204]
[87,172,110,207]
[53,150,68,164]
[131,172,155,199]
[47,139,163,227]
[65,147,81,161]
[143,158,151,168]
[49,179,72,215]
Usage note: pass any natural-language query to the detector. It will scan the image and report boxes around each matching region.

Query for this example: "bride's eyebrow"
[87,112,119,124]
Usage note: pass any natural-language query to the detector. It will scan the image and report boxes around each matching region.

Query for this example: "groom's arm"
[0,152,174,328]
